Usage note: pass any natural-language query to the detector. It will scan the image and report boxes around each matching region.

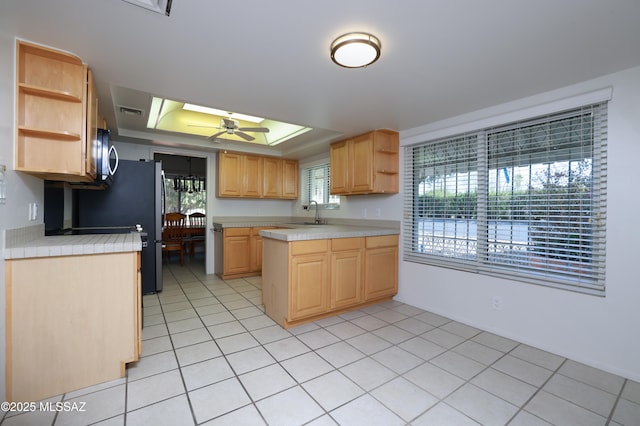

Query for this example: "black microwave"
[95,128,118,186]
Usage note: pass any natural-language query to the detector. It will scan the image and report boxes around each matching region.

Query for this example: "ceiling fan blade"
[222,118,237,128]
[238,127,269,133]
[235,131,255,141]
[208,131,226,140]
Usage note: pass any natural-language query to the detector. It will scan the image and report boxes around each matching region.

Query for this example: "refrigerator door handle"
[161,169,167,233]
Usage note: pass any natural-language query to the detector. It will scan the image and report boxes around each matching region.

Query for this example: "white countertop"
[211,216,400,242]
[260,224,399,242]
[4,232,142,260]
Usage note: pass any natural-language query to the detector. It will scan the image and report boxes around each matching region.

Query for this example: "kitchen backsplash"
[4,224,44,249]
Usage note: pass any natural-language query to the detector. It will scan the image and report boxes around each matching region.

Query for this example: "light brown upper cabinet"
[217,151,298,199]
[330,129,399,195]
[282,159,299,199]
[243,154,263,197]
[263,156,283,198]
[15,40,97,182]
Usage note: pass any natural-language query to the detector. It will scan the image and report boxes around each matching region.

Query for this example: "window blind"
[403,103,607,295]
[301,162,340,206]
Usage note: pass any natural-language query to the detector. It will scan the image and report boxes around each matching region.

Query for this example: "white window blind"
[301,162,340,207]
[403,103,607,295]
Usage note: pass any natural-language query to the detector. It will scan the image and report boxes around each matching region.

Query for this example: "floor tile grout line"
[167,271,293,424]
[504,357,569,425]
[606,379,627,426]
[162,269,516,424]
[143,260,633,425]
[163,269,407,424]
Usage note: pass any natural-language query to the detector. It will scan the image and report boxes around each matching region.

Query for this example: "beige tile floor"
[3,256,640,425]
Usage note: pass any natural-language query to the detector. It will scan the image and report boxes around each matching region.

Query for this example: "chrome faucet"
[309,200,320,224]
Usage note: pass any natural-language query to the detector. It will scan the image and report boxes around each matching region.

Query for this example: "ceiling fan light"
[330,32,381,68]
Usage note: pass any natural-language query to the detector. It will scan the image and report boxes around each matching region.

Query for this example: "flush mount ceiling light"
[330,32,381,68]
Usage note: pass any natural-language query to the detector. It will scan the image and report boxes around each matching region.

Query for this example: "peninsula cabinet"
[15,40,97,182]
[217,151,298,199]
[262,234,398,328]
[290,240,330,320]
[5,252,141,402]
[330,129,399,195]
[330,237,364,309]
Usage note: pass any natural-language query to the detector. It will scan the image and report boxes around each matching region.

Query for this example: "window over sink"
[302,162,340,209]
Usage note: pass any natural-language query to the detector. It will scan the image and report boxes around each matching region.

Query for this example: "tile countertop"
[211,216,300,228]
[259,224,399,242]
[4,232,142,260]
[211,216,400,242]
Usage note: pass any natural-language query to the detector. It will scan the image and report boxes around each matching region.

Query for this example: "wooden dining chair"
[162,212,186,266]
[186,212,206,258]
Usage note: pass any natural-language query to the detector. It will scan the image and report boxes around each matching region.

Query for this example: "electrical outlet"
[491,296,503,311]
[376,208,381,217]
[361,208,367,218]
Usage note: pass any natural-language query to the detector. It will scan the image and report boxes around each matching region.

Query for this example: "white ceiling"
[3,0,640,159]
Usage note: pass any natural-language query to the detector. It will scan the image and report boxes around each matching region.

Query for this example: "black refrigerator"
[74,159,164,294]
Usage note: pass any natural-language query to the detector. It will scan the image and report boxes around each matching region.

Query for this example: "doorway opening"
[154,153,207,266]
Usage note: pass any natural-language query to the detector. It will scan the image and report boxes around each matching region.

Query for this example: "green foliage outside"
[417,160,593,262]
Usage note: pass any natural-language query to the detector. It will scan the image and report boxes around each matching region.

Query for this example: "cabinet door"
[263,157,282,198]
[223,228,251,275]
[218,152,242,197]
[330,237,363,309]
[250,235,261,272]
[364,236,398,301]
[331,250,363,309]
[290,253,329,320]
[250,227,276,272]
[349,133,374,193]
[242,155,263,197]
[282,159,299,199]
[330,140,349,194]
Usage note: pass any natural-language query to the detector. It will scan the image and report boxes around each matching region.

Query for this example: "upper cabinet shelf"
[18,127,82,141]
[330,129,399,195]
[19,83,83,103]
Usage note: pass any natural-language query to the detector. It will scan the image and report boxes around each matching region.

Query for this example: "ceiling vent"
[119,105,145,117]
[121,0,172,16]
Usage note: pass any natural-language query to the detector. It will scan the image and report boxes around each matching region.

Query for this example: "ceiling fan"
[205,118,269,142]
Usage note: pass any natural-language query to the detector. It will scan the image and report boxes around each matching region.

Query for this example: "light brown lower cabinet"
[218,226,276,279]
[331,237,364,309]
[262,234,398,328]
[364,235,399,300]
[5,252,141,402]
[222,227,252,276]
[290,240,330,320]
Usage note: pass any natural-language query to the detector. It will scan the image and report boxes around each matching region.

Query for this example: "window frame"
[403,102,608,296]
[301,161,340,209]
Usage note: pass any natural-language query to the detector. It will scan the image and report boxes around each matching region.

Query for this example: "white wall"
[395,66,640,382]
